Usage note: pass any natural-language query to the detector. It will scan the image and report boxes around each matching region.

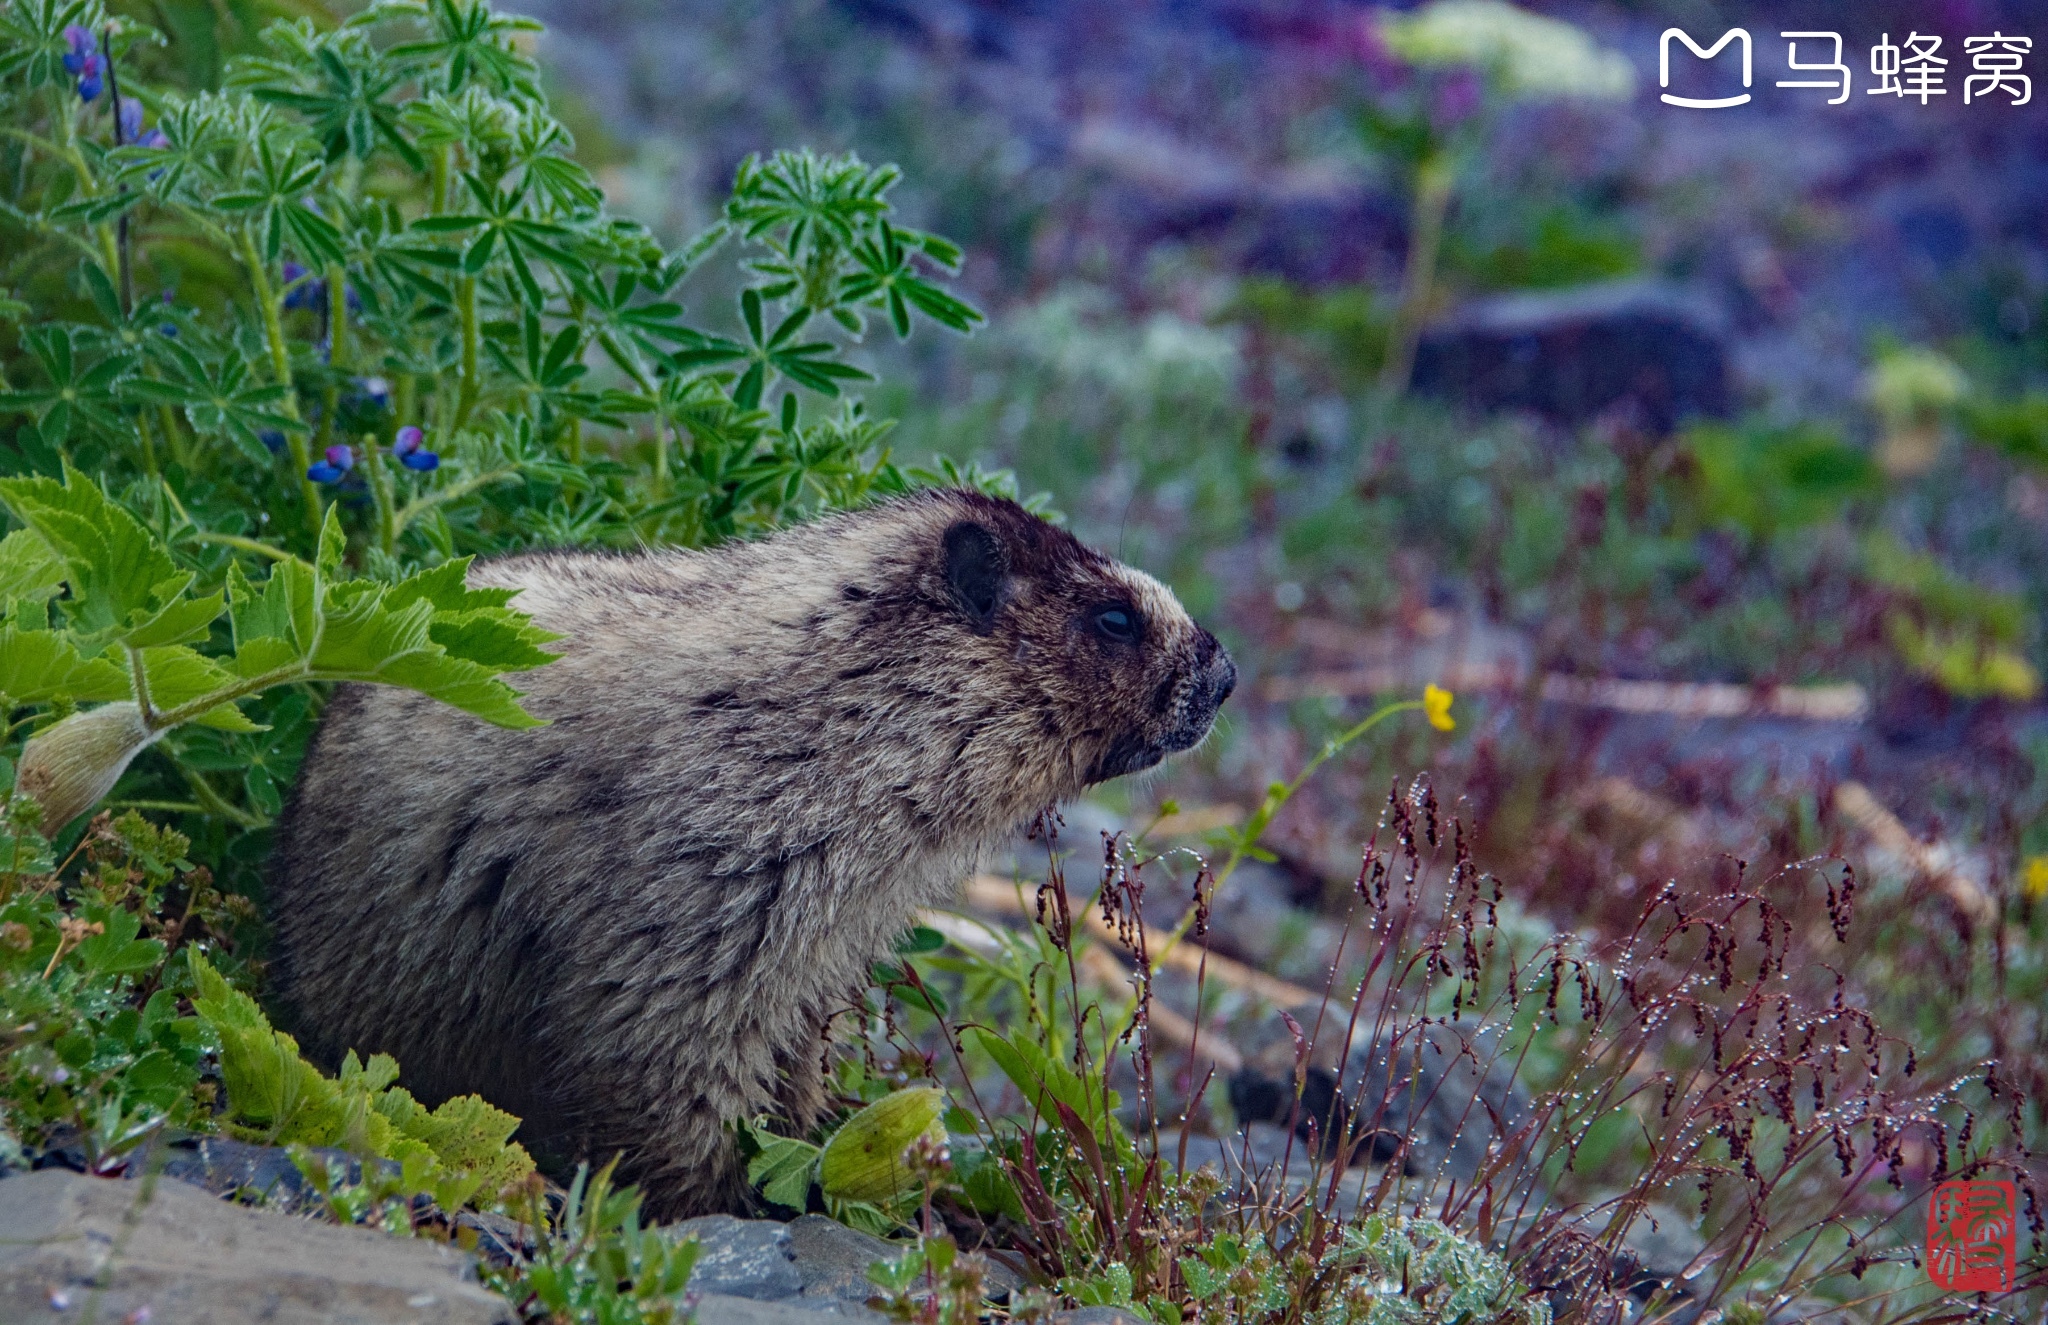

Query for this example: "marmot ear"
[943,520,1007,633]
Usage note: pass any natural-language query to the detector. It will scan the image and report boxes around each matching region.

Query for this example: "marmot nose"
[1195,630,1236,710]
[1208,649,1237,709]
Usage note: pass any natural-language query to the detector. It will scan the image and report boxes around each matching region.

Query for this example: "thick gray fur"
[269,489,1234,1218]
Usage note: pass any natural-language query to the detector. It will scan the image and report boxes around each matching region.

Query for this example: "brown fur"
[268,490,1234,1218]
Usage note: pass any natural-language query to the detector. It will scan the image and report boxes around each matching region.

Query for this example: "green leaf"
[0,466,191,643]
[893,925,945,955]
[122,592,227,650]
[227,559,319,660]
[74,906,165,978]
[140,646,239,716]
[817,1086,943,1205]
[0,627,129,706]
[965,1027,1127,1159]
[747,1132,820,1211]
[189,949,340,1140]
[428,609,560,671]
[0,530,63,604]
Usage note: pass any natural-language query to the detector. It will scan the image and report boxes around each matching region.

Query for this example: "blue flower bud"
[61,25,95,72]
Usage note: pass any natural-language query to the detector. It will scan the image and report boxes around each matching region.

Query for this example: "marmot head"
[909,491,1236,789]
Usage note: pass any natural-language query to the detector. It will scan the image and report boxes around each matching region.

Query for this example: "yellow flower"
[1423,684,1456,732]
[2024,856,2048,903]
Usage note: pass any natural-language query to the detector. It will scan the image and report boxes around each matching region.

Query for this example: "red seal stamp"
[1927,1179,2017,1292]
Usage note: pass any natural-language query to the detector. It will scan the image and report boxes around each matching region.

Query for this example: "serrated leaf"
[121,591,226,650]
[0,466,189,642]
[748,1132,821,1210]
[0,627,129,705]
[0,530,63,604]
[227,559,319,660]
[191,702,265,733]
[140,645,238,715]
[428,609,561,671]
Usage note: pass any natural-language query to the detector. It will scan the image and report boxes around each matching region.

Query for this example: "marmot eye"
[1092,606,1140,644]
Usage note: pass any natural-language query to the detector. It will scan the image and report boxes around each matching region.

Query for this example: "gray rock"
[1051,1310,1153,1324]
[672,1214,805,1300]
[131,1134,380,1211]
[1341,1023,1531,1192]
[786,1213,897,1307]
[695,1292,882,1323]
[0,1168,510,1324]
[1412,280,1730,434]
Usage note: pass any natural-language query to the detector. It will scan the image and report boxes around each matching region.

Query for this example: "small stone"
[0,1170,509,1323]
[785,1214,897,1306]
[1050,1310,1153,1324]
[671,1214,803,1301]
[694,1293,880,1323]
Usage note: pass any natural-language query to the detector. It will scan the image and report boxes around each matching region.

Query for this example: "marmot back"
[269,489,1234,1217]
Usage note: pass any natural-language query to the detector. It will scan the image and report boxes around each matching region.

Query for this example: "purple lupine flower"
[137,127,167,149]
[359,377,392,409]
[258,430,285,454]
[76,53,103,102]
[280,261,325,312]
[60,25,94,73]
[306,459,345,483]
[117,95,143,141]
[324,443,356,472]
[392,426,439,471]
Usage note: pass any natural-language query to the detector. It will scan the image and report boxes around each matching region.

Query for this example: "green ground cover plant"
[2,0,2045,1322]
[0,0,996,1317]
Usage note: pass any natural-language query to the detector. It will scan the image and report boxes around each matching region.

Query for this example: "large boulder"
[0,1169,511,1324]
[1412,281,1732,434]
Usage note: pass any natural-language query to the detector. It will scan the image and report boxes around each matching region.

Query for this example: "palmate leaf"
[375,0,544,100]
[0,326,134,448]
[840,221,984,338]
[212,133,345,267]
[0,465,202,644]
[231,21,426,170]
[0,626,128,706]
[125,335,303,463]
[726,149,898,261]
[0,529,65,605]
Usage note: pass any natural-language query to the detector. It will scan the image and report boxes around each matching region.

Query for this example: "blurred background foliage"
[3,0,2046,1314]
[475,0,2048,1241]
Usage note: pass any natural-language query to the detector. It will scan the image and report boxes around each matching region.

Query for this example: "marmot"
[269,489,1234,1218]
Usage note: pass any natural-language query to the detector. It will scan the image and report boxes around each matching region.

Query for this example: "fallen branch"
[961,874,1325,1011]
[1263,663,1868,722]
[916,904,1246,1072]
[1832,781,1997,927]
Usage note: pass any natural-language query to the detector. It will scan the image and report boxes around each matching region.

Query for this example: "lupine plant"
[0,0,989,867]
[0,0,991,1317]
